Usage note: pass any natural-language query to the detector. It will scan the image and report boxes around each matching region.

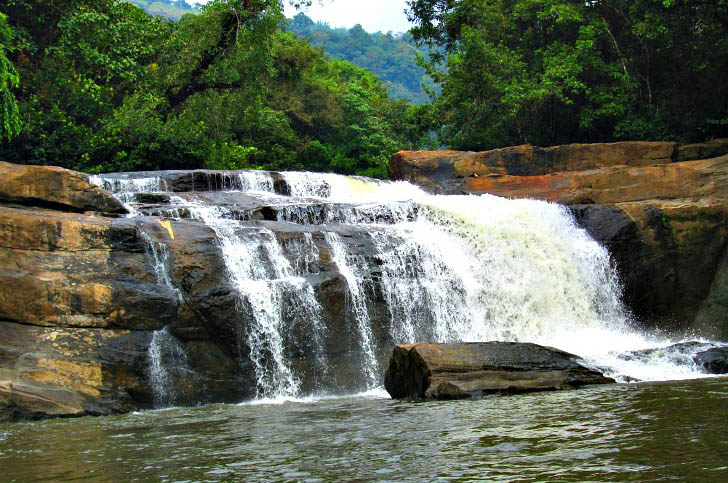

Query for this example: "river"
[2,378,727,482]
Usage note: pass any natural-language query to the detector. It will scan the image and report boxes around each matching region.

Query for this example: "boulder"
[384,342,614,400]
[693,346,728,374]
[0,161,127,214]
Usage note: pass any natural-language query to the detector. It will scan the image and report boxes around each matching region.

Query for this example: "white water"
[183,200,328,398]
[148,326,189,407]
[95,169,721,403]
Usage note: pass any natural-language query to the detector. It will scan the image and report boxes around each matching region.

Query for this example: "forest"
[0,0,432,178]
[1,0,726,177]
[286,12,437,104]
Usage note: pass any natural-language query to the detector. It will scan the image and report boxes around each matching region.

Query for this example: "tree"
[0,12,22,141]
[407,0,728,148]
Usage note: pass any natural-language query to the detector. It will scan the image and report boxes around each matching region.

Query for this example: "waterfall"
[184,201,328,398]
[324,232,378,387]
[148,327,189,407]
[95,169,718,400]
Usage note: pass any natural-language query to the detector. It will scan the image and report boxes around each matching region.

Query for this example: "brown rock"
[388,141,679,193]
[0,322,150,420]
[0,161,126,214]
[676,138,728,162]
[461,155,728,204]
[0,206,176,330]
[384,342,614,400]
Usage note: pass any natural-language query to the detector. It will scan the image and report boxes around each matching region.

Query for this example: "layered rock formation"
[0,166,251,419]
[384,342,614,399]
[389,140,728,337]
[0,164,396,419]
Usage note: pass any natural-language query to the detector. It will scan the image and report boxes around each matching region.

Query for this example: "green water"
[1,378,727,482]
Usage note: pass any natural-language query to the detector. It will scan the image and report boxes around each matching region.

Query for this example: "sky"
[193,1,413,33]
[283,0,412,33]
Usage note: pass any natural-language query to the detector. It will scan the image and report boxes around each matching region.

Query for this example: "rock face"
[0,163,397,419]
[384,342,614,399]
[389,140,728,337]
[0,165,253,420]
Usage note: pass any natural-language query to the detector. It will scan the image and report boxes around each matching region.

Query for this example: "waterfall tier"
[91,169,719,403]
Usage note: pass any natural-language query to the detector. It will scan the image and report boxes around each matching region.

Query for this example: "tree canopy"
[406,0,728,150]
[0,0,429,177]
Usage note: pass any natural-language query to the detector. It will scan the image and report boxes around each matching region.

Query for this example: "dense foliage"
[407,0,728,150]
[0,0,430,177]
[286,12,438,104]
[1,0,724,175]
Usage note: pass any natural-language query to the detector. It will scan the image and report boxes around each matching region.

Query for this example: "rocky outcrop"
[0,163,395,419]
[384,342,614,399]
[389,141,728,337]
[0,161,127,214]
[389,140,728,194]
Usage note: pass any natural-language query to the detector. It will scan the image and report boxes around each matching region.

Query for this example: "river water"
[2,378,727,482]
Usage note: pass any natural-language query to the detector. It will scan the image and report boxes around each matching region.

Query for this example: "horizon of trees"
[0,0,433,178]
[1,0,726,177]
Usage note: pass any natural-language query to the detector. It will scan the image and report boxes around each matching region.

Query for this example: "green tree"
[407,0,728,148]
[0,12,22,141]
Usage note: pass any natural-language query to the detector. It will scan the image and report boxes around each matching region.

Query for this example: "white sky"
[284,0,412,33]
[193,1,413,33]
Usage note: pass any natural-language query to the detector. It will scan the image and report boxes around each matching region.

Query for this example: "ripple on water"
[0,378,727,482]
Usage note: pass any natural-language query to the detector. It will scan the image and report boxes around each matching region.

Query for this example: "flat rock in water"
[384,342,615,400]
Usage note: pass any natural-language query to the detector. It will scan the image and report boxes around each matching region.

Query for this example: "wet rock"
[0,161,127,214]
[384,342,614,400]
[390,144,728,337]
[693,346,728,374]
[617,341,715,367]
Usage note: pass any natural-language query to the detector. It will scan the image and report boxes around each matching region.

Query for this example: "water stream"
[91,169,722,402]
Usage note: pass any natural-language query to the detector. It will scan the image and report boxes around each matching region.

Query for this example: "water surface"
[2,378,726,482]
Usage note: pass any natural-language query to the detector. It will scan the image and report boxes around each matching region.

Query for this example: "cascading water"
[148,326,189,407]
[92,169,723,402]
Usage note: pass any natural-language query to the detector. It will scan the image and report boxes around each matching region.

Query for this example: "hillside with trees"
[127,1,199,21]
[286,12,437,104]
[0,0,432,178]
